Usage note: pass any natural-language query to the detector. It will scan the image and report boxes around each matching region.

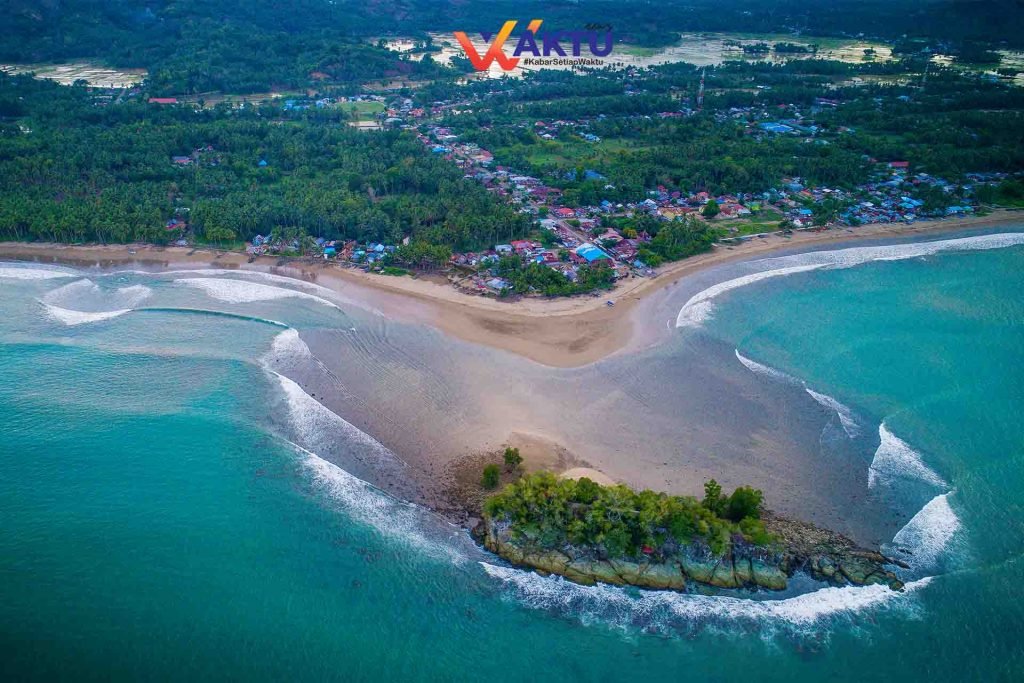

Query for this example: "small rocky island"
[471,470,905,592]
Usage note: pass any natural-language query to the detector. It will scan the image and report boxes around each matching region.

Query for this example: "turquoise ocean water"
[1,232,1022,681]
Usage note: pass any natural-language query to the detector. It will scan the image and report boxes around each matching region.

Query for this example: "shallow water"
[1,232,1022,680]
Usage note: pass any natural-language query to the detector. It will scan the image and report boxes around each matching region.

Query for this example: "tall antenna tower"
[697,67,706,111]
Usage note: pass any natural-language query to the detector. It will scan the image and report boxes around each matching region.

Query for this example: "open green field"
[338,100,385,119]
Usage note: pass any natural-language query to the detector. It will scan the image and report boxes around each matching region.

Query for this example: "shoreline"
[2,210,1020,367]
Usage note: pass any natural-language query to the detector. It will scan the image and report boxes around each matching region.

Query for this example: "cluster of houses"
[125,65,1012,296]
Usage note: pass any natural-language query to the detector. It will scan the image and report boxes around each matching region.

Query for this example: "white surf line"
[42,304,131,326]
[734,349,861,436]
[676,264,825,328]
[677,232,1024,329]
[805,387,860,438]
[481,561,934,635]
[288,439,475,565]
[38,279,153,326]
[0,265,79,280]
[887,492,961,574]
[118,267,384,316]
[869,423,948,490]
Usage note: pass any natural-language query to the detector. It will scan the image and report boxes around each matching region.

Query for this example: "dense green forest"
[0,74,531,249]
[2,1,1021,95]
[1,0,455,94]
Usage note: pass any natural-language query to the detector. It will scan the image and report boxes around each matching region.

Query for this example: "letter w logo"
[454,20,542,71]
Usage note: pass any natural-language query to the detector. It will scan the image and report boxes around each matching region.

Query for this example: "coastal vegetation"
[3,1,1020,96]
[483,472,770,557]
[478,472,904,592]
[494,257,615,297]
[0,74,530,250]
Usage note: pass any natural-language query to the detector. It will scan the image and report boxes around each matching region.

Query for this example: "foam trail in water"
[177,277,343,311]
[734,349,861,437]
[261,328,312,368]
[38,279,153,326]
[270,370,401,463]
[118,268,381,316]
[0,265,79,280]
[869,423,947,489]
[888,493,961,573]
[805,388,860,437]
[295,443,475,564]
[43,304,131,326]
[734,349,799,384]
[482,562,932,637]
[677,264,824,327]
[678,232,1024,328]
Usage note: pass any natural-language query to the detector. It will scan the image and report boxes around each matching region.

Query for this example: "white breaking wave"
[677,232,1024,328]
[261,328,312,368]
[120,267,381,316]
[806,387,860,438]
[0,265,78,280]
[297,444,472,564]
[43,279,152,306]
[39,279,152,326]
[266,363,477,563]
[869,423,947,489]
[43,304,131,326]
[889,493,961,572]
[734,348,799,384]
[734,349,861,437]
[481,562,932,636]
[271,370,396,459]
[677,265,824,327]
[177,277,342,311]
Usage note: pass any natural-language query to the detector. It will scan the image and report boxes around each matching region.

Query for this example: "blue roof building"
[760,122,794,134]
[575,243,610,263]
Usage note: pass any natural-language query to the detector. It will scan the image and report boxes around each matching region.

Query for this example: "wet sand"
[4,213,1022,547]
[2,210,1020,368]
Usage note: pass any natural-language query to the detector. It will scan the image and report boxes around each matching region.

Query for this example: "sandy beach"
[5,212,1019,546]
[3,211,1020,368]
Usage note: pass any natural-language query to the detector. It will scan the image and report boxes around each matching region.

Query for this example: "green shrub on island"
[503,447,523,473]
[481,464,501,490]
[483,472,771,558]
[701,479,764,523]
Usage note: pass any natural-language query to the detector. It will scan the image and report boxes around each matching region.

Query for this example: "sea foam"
[261,328,312,368]
[271,370,400,463]
[677,232,1024,328]
[805,387,860,437]
[677,264,824,327]
[0,265,79,280]
[888,492,961,573]
[122,267,381,315]
[297,444,473,564]
[869,423,947,489]
[481,562,932,637]
[734,348,799,384]
[734,349,861,437]
[177,277,342,311]
[43,304,131,326]
[39,279,152,326]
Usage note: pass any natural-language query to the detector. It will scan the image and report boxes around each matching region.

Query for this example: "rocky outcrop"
[475,513,904,594]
